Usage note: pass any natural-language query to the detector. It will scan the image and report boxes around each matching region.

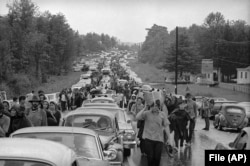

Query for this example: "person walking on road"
[27,96,47,126]
[130,97,144,140]
[185,93,197,146]
[136,102,171,166]
[203,99,214,131]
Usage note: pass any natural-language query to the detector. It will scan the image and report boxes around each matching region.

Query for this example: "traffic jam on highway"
[0,50,250,166]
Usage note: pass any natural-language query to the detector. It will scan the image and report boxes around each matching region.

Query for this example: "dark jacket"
[8,115,32,136]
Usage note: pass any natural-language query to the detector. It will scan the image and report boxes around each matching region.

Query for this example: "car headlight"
[123,132,135,141]
[104,149,117,161]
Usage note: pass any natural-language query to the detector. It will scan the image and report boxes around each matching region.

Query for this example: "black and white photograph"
[0,0,249,166]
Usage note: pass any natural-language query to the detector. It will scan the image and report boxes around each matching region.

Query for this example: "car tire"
[124,148,131,157]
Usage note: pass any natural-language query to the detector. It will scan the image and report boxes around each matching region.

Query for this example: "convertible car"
[11,127,111,166]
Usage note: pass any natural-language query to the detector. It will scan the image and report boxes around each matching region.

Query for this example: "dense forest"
[0,0,119,96]
[138,12,250,81]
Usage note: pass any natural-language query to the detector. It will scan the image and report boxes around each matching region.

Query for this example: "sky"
[0,0,249,43]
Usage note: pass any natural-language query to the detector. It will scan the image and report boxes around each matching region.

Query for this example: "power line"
[214,57,250,66]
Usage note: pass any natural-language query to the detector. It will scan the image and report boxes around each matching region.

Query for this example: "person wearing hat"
[27,95,47,126]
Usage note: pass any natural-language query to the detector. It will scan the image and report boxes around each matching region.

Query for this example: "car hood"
[78,159,109,166]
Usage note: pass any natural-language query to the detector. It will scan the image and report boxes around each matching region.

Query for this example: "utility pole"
[175,26,178,94]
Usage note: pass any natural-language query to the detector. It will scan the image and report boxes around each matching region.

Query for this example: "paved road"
[123,117,238,166]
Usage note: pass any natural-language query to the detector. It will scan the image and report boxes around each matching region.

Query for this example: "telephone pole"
[175,26,178,94]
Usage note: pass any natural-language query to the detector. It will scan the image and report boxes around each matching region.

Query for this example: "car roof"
[238,102,250,106]
[65,108,116,119]
[0,138,76,165]
[222,104,244,109]
[11,126,98,137]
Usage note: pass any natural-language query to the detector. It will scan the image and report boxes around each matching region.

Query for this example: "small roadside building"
[237,66,250,84]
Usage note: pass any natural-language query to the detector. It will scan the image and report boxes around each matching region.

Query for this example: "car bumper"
[123,141,136,149]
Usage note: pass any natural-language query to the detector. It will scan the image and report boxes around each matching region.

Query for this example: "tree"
[139,24,169,66]
[165,33,200,76]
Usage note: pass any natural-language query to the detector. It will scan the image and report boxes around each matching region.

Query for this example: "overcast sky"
[0,0,249,43]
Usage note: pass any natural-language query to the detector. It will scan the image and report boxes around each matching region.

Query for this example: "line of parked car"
[0,51,137,166]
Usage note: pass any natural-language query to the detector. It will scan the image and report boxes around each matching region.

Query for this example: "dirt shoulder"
[129,60,250,102]
[35,71,82,93]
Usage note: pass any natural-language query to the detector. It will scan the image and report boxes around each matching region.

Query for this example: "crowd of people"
[123,85,215,166]
[0,56,216,166]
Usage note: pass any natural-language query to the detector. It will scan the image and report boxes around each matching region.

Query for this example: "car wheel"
[124,148,131,157]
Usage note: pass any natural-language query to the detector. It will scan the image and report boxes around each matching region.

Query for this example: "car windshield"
[0,160,51,166]
[13,133,100,160]
[92,99,113,103]
[65,115,114,132]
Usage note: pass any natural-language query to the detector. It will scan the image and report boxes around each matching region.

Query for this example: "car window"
[0,160,52,166]
[226,107,244,114]
[13,133,100,160]
[65,115,114,132]
[235,131,248,150]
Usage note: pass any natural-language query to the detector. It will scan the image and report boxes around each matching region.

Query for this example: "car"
[45,92,60,105]
[238,102,250,126]
[0,138,78,166]
[210,97,228,102]
[213,104,249,130]
[11,127,111,166]
[77,106,135,156]
[210,100,238,119]
[63,109,124,164]
[80,73,91,80]
[215,127,250,150]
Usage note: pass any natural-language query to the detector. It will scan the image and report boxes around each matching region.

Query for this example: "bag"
[144,91,154,105]
[137,120,144,128]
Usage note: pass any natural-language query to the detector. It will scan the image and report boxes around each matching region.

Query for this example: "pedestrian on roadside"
[0,103,10,137]
[136,102,171,166]
[126,94,136,112]
[27,96,47,126]
[12,97,18,106]
[67,88,72,111]
[169,102,190,148]
[8,105,33,135]
[50,102,61,126]
[130,97,144,136]
[2,101,11,117]
[203,99,214,131]
[185,93,197,146]
[59,90,68,112]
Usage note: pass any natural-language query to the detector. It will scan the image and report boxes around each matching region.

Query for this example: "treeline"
[139,12,250,81]
[0,0,118,96]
